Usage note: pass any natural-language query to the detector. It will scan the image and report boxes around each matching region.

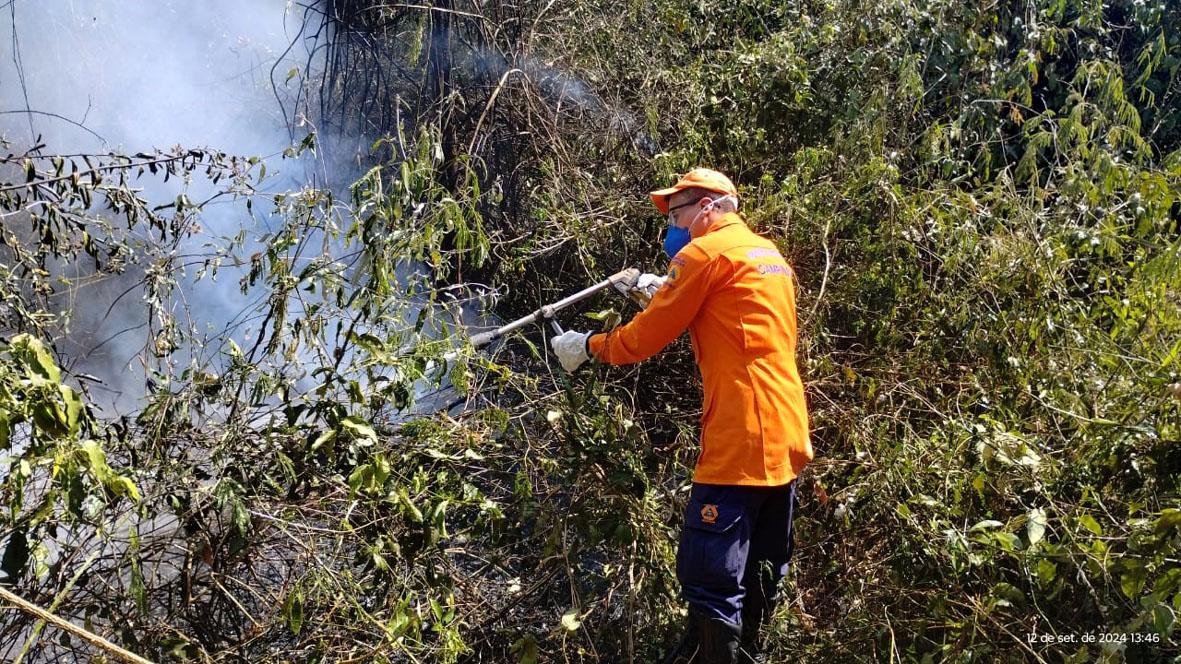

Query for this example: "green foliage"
[649,0,1181,660]
[2,0,1180,661]
[0,333,139,583]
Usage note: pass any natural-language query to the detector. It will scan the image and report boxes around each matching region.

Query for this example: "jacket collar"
[690,211,746,239]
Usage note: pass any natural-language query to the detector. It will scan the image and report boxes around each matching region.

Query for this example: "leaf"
[431,499,449,538]
[80,440,111,480]
[31,542,49,579]
[10,333,61,384]
[110,476,142,502]
[1014,444,1041,468]
[1079,514,1103,536]
[59,385,83,435]
[992,532,1021,552]
[511,635,539,664]
[340,416,378,446]
[1027,508,1047,546]
[33,403,68,438]
[971,474,986,494]
[398,488,423,523]
[1121,560,1147,599]
[1036,558,1057,587]
[232,499,250,534]
[969,519,1004,532]
[584,308,622,329]
[1151,603,1174,636]
[285,589,305,636]
[913,494,938,507]
[347,466,366,495]
[991,582,1024,607]
[560,608,582,631]
[130,558,148,617]
[546,409,563,424]
[1154,508,1181,534]
[311,429,336,453]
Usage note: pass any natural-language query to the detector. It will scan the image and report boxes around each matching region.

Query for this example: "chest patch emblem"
[700,504,719,524]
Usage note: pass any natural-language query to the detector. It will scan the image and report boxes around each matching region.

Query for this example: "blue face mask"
[664,225,690,258]
[662,195,736,258]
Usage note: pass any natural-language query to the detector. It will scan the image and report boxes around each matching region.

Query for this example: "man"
[549,168,813,663]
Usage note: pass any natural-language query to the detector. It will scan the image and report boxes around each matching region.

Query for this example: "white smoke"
[1,1,295,153]
[0,0,310,414]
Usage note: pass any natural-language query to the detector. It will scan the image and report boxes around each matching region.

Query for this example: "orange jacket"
[588,213,812,486]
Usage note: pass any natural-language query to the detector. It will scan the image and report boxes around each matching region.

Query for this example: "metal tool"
[467,267,641,348]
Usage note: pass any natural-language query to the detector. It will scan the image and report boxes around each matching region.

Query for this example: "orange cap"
[649,168,738,214]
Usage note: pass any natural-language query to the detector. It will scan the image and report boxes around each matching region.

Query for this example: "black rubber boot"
[690,607,740,664]
[737,634,763,662]
[737,595,775,663]
[659,621,698,664]
[660,608,740,664]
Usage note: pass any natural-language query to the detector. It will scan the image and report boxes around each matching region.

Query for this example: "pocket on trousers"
[678,488,745,591]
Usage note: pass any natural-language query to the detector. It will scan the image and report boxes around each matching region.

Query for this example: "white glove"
[636,273,666,300]
[549,330,592,373]
[614,272,666,308]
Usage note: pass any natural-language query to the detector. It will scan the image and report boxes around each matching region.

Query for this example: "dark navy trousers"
[676,481,797,627]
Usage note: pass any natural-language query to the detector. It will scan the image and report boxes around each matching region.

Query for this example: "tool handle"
[468,329,501,347]
[608,267,641,291]
[467,267,639,348]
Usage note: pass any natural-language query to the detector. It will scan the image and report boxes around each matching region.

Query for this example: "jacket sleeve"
[588,244,721,365]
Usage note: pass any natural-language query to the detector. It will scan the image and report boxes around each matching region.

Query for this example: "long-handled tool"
[467,267,641,348]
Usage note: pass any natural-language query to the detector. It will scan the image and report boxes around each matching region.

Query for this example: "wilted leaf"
[340,416,378,446]
[10,333,61,384]
[398,488,423,523]
[311,429,337,453]
[560,608,582,631]
[1027,508,1047,546]
[110,476,142,502]
[969,519,1004,532]
[1168,383,1181,402]
[60,385,83,435]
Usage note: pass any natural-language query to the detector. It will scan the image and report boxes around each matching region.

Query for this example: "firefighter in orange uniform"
[550,168,813,663]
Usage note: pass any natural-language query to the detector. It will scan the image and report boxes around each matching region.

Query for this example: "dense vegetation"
[1,0,1178,661]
